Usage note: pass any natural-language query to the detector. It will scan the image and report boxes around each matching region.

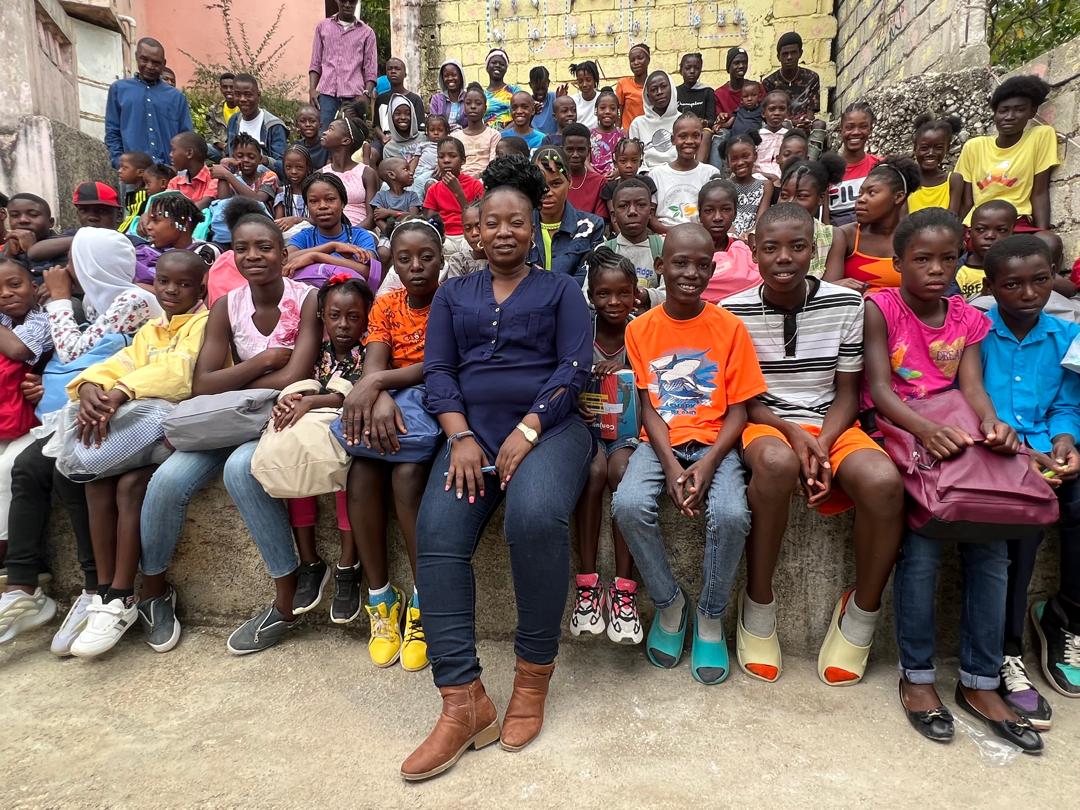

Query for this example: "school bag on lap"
[53,398,174,482]
[878,388,1059,540]
[330,386,442,464]
[250,378,353,498]
[163,388,279,451]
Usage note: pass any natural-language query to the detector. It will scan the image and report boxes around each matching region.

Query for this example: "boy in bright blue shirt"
[980,234,1080,729]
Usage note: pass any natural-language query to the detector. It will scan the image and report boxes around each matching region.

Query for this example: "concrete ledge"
[44,481,1062,659]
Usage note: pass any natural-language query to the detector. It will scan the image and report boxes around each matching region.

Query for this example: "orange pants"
[741,423,886,515]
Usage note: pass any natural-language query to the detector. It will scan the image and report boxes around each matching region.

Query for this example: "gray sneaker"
[226,604,297,655]
[137,587,182,653]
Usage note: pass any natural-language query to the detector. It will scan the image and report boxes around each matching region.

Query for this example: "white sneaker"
[607,577,644,645]
[69,595,137,658]
[0,588,57,644]
[50,592,96,656]
[569,573,606,637]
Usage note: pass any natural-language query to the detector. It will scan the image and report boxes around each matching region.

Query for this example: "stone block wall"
[418,0,837,111]
[1007,36,1080,261]
[834,0,988,112]
[826,68,996,168]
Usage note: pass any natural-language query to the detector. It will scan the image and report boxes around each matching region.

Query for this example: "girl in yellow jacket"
[60,251,210,658]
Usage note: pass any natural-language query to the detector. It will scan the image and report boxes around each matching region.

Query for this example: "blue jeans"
[140,442,298,580]
[416,421,593,688]
[319,94,361,134]
[612,442,750,619]
[893,532,1008,689]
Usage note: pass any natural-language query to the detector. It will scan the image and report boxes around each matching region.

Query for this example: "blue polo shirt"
[980,306,1080,452]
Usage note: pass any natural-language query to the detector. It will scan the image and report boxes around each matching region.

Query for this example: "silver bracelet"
[445,430,475,456]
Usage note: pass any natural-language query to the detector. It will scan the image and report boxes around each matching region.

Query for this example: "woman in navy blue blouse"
[401,156,594,781]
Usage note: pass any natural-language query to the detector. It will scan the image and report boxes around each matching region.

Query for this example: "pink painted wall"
[131,0,327,94]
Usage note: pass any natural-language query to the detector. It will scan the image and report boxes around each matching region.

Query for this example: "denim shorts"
[599,436,640,456]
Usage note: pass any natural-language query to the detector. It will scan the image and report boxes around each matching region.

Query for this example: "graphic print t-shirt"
[650,162,723,227]
[625,303,766,445]
[827,153,881,226]
[955,125,1059,224]
[866,287,991,403]
[364,288,430,368]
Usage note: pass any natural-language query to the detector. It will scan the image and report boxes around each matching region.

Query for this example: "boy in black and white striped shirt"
[721,204,904,689]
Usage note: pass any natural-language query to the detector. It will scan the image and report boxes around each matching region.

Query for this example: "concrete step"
[43,482,1062,658]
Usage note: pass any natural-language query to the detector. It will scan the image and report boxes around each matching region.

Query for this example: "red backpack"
[0,354,38,441]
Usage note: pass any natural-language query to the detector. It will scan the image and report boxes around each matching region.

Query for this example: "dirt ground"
[0,625,1075,808]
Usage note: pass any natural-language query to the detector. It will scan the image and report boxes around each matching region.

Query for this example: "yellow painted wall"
[423,0,837,110]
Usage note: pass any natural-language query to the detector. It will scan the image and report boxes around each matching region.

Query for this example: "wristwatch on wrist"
[515,421,538,445]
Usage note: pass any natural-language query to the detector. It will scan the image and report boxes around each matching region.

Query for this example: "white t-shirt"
[238,110,265,142]
[650,162,723,226]
[573,93,598,129]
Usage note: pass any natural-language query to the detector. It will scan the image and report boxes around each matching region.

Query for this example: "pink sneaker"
[607,578,643,645]
[569,573,606,636]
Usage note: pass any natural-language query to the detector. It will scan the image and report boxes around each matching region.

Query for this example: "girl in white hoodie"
[628,71,680,169]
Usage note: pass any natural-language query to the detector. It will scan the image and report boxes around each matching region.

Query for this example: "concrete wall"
[1006,36,1080,262]
[0,0,80,129]
[71,17,126,140]
[418,0,837,110]
[45,483,1062,662]
[834,0,988,112]
[0,116,116,229]
[131,0,326,92]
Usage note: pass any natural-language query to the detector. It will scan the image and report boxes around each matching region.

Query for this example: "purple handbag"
[877,389,1059,541]
[292,260,383,291]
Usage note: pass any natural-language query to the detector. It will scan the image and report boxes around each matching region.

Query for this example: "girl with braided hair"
[285,172,381,289]
[134,192,219,286]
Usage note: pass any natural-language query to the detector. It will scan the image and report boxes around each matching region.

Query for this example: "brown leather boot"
[400,679,500,781]
[500,657,556,751]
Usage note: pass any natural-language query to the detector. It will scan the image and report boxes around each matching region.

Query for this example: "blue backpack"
[37,333,131,420]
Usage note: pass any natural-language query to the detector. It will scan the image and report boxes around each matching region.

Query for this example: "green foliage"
[363,0,393,66]
[987,0,1080,68]
[180,0,303,133]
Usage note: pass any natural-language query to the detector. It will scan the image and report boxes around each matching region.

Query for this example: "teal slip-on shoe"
[645,595,688,669]
[691,615,730,685]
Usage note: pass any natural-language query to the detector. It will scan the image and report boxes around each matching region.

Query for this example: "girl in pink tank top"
[321,116,378,229]
[227,275,312,360]
[195,215,321,393]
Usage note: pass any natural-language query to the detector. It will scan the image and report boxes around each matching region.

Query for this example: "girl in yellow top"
[60,251,210,658]
[908,114,964,216]
[956,75,1059,231]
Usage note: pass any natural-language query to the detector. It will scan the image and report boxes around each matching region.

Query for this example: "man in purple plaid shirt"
[308,0,379,134]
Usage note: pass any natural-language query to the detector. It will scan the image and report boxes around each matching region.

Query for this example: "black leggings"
[4,438,95,590]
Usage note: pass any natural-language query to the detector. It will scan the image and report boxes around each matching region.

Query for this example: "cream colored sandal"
[817,589,872,686]
[736,591,782,683]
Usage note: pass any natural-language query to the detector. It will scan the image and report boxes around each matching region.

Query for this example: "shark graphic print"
[648,350,718,422]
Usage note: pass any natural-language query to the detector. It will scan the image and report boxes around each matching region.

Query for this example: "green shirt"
[540,221,560,271]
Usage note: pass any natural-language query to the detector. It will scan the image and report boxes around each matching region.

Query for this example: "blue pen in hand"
[445,466,497,477]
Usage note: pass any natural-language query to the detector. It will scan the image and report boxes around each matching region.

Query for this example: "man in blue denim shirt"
[980,234,1080,729]
[104,39,193,168]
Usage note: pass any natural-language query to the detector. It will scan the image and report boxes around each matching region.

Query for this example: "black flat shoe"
[954,684,1044,755]
[899,679,954,742]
